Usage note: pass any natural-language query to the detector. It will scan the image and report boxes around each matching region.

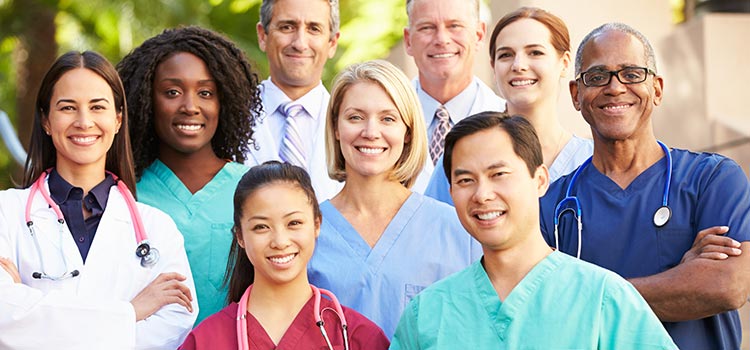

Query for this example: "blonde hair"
[325,60,427,188]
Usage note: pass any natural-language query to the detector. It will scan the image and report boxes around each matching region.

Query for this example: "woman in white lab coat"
[0,51,197,349]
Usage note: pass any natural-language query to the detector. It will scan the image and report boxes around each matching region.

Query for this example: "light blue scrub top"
[540,148,750,350]
[425,135,593,205]
[390,251,677,349]
[308,192,482,338]
[137,160,248,325]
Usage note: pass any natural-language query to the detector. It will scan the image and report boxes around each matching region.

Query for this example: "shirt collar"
[261,78,326,121]
[86,174,116,214]
[49,168,79,204]
[48,168,115,212]
[414,77,480,124]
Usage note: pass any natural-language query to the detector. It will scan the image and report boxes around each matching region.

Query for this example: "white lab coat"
[0,182,198,349]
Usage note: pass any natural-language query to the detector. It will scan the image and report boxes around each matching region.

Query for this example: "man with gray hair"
[404,0,504,192]
[245,0,342,201]
[540,22,750,350]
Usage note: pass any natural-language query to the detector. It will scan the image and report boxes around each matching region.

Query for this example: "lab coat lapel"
[17,186,83,290]
[77,187,135,298]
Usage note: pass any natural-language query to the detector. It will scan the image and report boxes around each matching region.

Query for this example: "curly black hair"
[117,26,262,179]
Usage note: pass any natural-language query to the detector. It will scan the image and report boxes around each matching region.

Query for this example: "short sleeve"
[693,158,750,242]
[390,298,422,350]
[599,274,677,349]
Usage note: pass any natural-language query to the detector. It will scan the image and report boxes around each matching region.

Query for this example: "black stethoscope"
[553,141,673,258]
[24,169,159,280]
[236,284,350,350]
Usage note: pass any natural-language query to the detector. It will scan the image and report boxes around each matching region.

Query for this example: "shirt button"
[78,237,85,242]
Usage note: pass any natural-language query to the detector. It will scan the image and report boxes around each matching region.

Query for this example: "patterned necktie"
[279,103,307,169]
[429,105,451,165]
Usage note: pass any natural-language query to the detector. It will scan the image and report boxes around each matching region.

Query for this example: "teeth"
[511,80,536,86]
[431,53,455,58]
[177,124,202,131]
[477,211,502,220]
[269,254,295,264]
[71,136,97,143]
[603,104,629,110]
[358,147,384,154]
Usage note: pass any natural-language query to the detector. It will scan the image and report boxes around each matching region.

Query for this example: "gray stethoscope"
[553,141,672,258]
[24,170,160,280]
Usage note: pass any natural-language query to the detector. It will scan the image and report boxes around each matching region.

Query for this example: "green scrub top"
[391,251,677,349]
[137,160,248,325]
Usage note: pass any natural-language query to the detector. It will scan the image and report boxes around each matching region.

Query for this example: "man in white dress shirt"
[404,0,505,192]
[246,0,342,201]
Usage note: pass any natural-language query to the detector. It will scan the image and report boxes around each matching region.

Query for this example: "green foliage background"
[0,0,408,189]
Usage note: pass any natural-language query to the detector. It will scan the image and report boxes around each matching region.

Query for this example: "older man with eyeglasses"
[539,22,750,350]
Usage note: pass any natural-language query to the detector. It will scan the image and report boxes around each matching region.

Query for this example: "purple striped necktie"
[279,103,307,169]
[429,105,451,165]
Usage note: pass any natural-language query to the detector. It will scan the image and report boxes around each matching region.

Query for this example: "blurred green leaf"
[0,0,407,189]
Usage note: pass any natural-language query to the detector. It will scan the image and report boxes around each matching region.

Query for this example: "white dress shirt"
[245,79,342,201]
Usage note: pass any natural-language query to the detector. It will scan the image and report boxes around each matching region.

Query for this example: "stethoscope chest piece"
[653,206,671,227]
[136,242,160,267]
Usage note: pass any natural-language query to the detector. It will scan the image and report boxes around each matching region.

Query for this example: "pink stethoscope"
[236,284,350,350]
[24,169,159,280]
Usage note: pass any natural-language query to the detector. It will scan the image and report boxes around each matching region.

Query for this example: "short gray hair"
[574,22,657,75]
[405,0,479,26]
[259,0,340,40]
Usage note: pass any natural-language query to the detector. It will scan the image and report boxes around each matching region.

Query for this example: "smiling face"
[152,52,220,157]
[449,127,548,251]
[570,30,663,143]
[44,68,122,173]
[258,0,339,98]
[237,181,320,288]
[492,18,570,111]
[335,81,409,181]
[404,0,484,90]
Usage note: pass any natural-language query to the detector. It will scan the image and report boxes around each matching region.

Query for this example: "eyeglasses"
[576,67,656,87]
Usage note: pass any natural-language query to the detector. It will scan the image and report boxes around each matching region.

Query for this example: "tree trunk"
[12,0,57,179]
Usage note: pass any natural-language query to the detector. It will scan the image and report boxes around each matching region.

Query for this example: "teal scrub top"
[137,160,248,325]
[390,251,677,349]
[308,193,481,338]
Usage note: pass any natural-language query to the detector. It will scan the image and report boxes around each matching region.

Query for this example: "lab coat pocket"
[656,228,693,271]
[208,223,234,290]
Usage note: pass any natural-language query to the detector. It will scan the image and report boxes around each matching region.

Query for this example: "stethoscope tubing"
[554,141,672,258]
[236,284,350,350]
[23,169,157,280]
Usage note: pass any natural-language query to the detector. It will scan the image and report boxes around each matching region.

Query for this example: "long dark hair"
[117,26,262,180]
[225,161,321,304]
[22,51,136,193]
